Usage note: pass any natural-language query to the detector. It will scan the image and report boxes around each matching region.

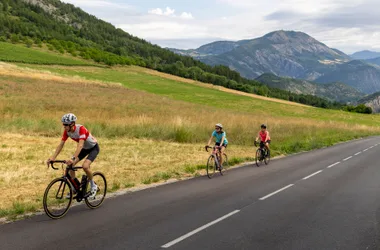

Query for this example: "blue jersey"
[212,130,228,144]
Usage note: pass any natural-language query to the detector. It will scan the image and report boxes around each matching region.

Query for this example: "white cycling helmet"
[215,123,223,129]
[61,113,77,124]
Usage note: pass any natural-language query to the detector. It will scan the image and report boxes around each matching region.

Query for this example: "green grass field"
[1,42,380,219]
[0,42,96,66]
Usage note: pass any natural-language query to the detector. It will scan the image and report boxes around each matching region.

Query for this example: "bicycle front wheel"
[264,149,271,165]
[85,172,107,209]
[206,155,216,179]
[43,178,73,219]
[255,148,264,167]
[220,153,228,175]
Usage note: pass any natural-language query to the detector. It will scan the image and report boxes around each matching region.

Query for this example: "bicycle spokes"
[43,178,73,219]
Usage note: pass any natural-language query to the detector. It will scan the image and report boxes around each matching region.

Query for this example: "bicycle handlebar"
[48,160,66,170]
[47,160,82,171]
[205,145,222,152]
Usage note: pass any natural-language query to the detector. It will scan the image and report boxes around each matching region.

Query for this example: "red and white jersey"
[62,124,97,149]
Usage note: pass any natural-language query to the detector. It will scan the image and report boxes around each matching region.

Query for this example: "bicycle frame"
[49,161,89,201]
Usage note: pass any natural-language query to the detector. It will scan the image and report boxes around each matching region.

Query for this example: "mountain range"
[256,74,364,103]
[350,50,380,60]
[170,31,380,95]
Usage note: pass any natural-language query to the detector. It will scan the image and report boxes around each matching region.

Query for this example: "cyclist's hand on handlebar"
[66,159,73,166]
[47,157,55,165]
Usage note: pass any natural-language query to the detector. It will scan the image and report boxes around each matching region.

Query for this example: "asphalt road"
[1,137,380,250]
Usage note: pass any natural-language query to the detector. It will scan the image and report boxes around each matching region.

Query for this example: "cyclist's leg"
[80,144,100,180]
[219,144,226,166]
[265,140,270,150]
[80,144,100,196]
[214,143,221,168]
[264,141,270,156]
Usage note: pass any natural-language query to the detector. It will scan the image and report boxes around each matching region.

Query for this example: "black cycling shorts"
[215,142,228,148]
[78,143,100,162]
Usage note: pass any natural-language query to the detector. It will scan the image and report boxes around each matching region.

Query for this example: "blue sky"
[61,0,380,54]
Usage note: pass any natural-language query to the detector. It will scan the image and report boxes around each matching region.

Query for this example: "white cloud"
[148,7,175,17]
[180,12,194,19]
[61,0,380,53]
[148,7,193,19]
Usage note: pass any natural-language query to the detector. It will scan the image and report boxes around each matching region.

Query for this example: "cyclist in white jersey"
[47,113,99,198]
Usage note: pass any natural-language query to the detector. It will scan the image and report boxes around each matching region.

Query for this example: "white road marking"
[161,210,240,248]
[327,162,341,168]
[343,156,352,161]
[363,148,369,152]
[354,152,362,156]
[302,170,323,180]
[369,146,374,149]
[259,184,294,201]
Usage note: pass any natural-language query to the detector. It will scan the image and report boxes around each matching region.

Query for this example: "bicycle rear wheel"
[85,172,107,209]
[43,178,72,219]
[264,149,271,165]
[255,148,264,167]
[206,155,216,179]
[220,153,228,175]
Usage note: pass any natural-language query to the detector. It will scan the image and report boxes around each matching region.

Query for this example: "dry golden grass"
[0,133,252,211]
[1,62,380,217]
[0,62,120,87]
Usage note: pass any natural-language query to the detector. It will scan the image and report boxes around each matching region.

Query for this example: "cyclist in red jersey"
[47,113,99,198]
[255,124,271,152]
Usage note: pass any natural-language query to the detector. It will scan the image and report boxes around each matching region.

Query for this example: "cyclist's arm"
[72,139,85,161]
[255,131,260,141]
[50,140,65,161]
[265,131,270,142]
[207,135,213,146]
[220,135,225,147]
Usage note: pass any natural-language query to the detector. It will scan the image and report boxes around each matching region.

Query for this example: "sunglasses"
[63,124,71,127]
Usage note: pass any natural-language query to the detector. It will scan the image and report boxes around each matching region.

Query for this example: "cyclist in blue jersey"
[206,123,228,168]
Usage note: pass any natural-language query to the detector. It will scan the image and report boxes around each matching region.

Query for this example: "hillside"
[169,40,250,58]
[351,50,380,60]
[0,0,344,109]
[365,57,380,66]
[316,60,380,94]
[357,92,380,113]
[256,73,364,103]
[2,57,380,218]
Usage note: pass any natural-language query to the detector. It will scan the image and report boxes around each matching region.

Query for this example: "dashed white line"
[161,210,240,248]
[327,162,341,168]
[369,146,374,149]
[302,170,323,180]
[343,156,352,161]
[363,148,369,152]
[354,152,362,156]
[259,184,294,201]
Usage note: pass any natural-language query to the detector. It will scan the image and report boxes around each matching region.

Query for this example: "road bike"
[205,146,228,178]
[43,160,107,219]
[254,141,271,167]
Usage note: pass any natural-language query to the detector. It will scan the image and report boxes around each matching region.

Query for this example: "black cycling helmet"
[261,124,267,129]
